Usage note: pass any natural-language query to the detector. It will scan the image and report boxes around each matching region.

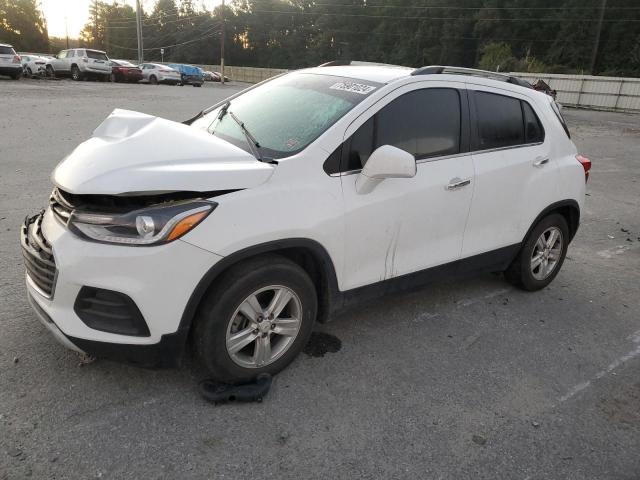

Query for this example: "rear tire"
[71,65,82,81]
[193,255,317,383]
[46,65,54,78]
[149,75,158,85]
[504,213,569,291]
[11,70,21,80]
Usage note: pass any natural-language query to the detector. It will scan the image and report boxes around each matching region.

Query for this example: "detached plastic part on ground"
[199,373,273,404]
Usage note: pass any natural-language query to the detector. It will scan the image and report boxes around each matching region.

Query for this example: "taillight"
[576,154,591,182]
[13,55,20,63]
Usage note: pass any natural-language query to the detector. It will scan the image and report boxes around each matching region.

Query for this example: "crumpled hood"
[52,109,275,195]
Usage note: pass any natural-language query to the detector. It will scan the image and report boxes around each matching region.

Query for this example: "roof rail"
[411,65,532,89]
[318,60,410,69]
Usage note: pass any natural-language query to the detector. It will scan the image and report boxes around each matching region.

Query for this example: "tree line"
[2,0,640,76]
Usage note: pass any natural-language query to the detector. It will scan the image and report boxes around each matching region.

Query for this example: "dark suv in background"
[168,63,204,87]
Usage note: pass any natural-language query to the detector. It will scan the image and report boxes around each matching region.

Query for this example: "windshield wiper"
[211,102,276,164]
[217,101,231,120]
[226,111,277,164]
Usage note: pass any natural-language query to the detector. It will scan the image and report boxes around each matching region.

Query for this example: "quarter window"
[473,91,545,150]
[346,88,461,171]
[523,102,544,143]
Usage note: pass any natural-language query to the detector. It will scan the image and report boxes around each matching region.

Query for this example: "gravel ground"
[0,77,639,479]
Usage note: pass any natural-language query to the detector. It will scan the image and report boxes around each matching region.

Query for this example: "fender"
[523,199,580,244]
[174,238,342,350]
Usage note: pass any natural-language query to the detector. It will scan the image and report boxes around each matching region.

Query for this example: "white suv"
[22,64,590,382]
[0,43,22,79]
[47,48,111,81]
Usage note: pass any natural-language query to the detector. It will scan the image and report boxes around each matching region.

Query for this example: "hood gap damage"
[52,188,239,215]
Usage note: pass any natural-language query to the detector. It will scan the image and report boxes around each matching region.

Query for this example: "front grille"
[21,212,57,297]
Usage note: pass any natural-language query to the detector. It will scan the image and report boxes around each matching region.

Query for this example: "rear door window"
[474,91,524,150]
[346,88,462,170]
[0,46,16,55]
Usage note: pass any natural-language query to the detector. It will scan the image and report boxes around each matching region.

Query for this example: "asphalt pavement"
[0,77,639,479]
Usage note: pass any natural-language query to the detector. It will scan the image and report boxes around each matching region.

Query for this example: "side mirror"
[355,145,416,194]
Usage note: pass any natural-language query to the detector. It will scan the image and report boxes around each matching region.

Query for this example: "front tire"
[149,75,158,85]
[504,213,569,291]
[193,255,317,383]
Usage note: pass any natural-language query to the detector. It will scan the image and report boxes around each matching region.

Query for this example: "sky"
[41,0,220,38]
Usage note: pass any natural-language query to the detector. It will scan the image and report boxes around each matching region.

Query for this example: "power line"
[109,27,221,52]
[106,13,216,29]
[248,9,640,22]
[311,3,640,10]
[107,18,221,47]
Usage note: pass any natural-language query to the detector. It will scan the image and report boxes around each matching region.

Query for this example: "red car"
[110,60,143,83]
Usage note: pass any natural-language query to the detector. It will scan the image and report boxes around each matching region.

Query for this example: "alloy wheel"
[225,285,302,368]
[530,226,563,280]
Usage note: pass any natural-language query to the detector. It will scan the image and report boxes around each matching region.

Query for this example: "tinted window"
[86,50,108,60]
[347,117,374,169]
[0,46,16,55]
[346,88,461,170]
[550,98,570,138]
[475,91,524,150]
[523,102,544,143]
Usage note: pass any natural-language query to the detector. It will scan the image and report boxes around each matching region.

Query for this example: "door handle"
[446,178,471,190]
[533,157,549,167]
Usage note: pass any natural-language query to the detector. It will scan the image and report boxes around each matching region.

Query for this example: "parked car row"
[203,70,229,82]
[1,43,228,86]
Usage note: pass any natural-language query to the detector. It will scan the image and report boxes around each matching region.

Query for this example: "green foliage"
[2,0,639,76]
[0,0,48,51]
[478,42,517,72]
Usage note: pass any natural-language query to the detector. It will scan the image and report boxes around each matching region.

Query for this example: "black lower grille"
[21,212,57,297]
[74,287,150,337]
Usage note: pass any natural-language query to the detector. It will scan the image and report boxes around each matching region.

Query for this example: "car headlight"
[69,200,216,246]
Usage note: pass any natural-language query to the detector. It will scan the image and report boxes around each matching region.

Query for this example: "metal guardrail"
[42,54,639,112]
[510,72,640,112]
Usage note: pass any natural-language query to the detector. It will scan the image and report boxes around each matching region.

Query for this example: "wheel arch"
[524,200,580,244]
[176,238,341,351]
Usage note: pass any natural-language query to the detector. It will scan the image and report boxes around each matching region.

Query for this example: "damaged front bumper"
[21,207,223,367]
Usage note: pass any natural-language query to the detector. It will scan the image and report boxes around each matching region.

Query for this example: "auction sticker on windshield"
[330,82,377,95]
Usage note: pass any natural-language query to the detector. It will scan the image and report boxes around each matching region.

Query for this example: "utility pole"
[135,0,144,64]
[590,0,606,75]
[92,0,100,48]
[65,16,69,49]
[220,0,225,85]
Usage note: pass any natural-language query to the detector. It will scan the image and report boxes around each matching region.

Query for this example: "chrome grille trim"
[21,212,57,298]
